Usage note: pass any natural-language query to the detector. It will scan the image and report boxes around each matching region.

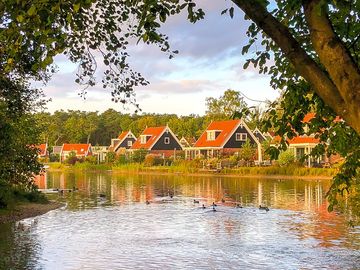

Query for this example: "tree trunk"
[232,0,360,134]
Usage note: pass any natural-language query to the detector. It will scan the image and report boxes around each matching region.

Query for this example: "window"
[207,131,216,141]
[140,135,147,144]
[236,133,247,141]
[164,137,170,144]
[127,140,132,147]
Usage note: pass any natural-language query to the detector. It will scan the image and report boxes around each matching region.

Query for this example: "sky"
[41,1,279,116]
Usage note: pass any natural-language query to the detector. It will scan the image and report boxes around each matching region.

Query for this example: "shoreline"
[110,169,333,180]
[0,201,63,224]
[48,167,334,180]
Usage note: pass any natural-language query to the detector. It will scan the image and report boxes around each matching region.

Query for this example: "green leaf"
[16,15,24,22]
[27,5,36,16]
[243,60,250,69]
[73,3,81,13]
[229,7,234,18]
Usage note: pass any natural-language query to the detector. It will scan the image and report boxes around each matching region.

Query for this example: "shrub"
[278,149,295,166]
[229,154,239,166]
[85,155,98,164]
[239,139,256,161]
[106,151,116,163]
[132,149,148,163]
[49,153,60,162]
[116,154,127,165]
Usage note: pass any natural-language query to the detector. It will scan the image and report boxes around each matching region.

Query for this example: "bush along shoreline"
[47,159,337,179]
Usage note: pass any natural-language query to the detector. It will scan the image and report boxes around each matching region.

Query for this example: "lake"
[0,171,359,269]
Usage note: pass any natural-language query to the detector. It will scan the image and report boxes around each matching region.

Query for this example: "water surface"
[0,171,359,269]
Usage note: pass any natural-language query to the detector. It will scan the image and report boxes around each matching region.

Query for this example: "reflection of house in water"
[34,173,47,189]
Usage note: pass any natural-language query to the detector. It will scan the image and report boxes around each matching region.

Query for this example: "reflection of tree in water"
[0,221,41,269]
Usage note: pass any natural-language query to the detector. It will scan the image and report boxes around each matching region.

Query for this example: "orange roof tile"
[131,126,166,150]
[272,135,319,145]
[194,119,241,148]
[62,144,91,156]
[288,136,320,144]
[118,131,130,142]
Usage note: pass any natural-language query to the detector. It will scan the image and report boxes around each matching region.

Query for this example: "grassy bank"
[47,161,337,178]
[111,163,337,178]
[48,162,112,171]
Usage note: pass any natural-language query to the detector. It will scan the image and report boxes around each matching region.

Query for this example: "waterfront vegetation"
[47,160,337,178]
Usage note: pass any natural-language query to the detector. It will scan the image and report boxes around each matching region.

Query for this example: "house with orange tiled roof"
[60,143,92,162]
[184,119,262,161]
[130,126,183,158]
[109,130,137,155]
[270,113,342,167]
[36,143,48,158]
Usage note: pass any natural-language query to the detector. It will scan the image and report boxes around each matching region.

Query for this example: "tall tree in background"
[205,89,247,120]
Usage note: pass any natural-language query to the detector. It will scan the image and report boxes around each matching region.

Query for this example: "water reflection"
[0,172,358,269]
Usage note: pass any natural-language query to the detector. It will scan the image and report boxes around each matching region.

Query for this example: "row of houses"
[36,113,340,167]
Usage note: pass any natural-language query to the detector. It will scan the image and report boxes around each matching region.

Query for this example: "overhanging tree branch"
[303,0,360,130]
[231,0,360,134]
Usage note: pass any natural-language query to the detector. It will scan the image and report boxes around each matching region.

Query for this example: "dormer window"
[127,140,132,147]
[140,135,147,144]
[207,130,221,141]
[164,137,170,144]
[207,131,216,141]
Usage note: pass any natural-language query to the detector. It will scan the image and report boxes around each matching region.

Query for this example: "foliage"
[85,155,97,164]
[106,151,116,163]
[235,0,360,213]
[0,76,45,208]
[49,153,60,162]
[34,109,209,146]
[277,150,295,167]
[206,89,247,120]
[131,149,148,163]
[64,151,79,165]
[238,139,256,162]
[143,154,163,167]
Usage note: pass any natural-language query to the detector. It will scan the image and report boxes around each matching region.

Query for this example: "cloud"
[41,1,277,116]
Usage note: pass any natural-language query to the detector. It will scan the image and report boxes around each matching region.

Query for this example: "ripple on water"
[1,174,360,270]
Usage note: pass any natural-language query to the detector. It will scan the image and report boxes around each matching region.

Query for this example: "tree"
[0,77,44,207]
[205,89,248,120]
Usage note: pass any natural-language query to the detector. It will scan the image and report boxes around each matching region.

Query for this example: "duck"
[72,186,79,191]
[259,205,269,211]
[212,202,217,207]
[221,198,225,203]
[194,199,200,204]
[202,204,206,209]
[99,193,106,198]
[235,203,243,208]
[146,200,151,205]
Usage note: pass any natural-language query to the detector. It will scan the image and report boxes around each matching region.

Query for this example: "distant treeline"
[34,109,215,147]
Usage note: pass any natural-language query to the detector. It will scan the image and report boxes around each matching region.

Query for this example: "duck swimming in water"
[99,194,106,198]
[194,199,200,204]
[146,200,151,205]
[235,203,243,208]
[202,204,206,209]
[259,205,269,211]
[212,202,217,207]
